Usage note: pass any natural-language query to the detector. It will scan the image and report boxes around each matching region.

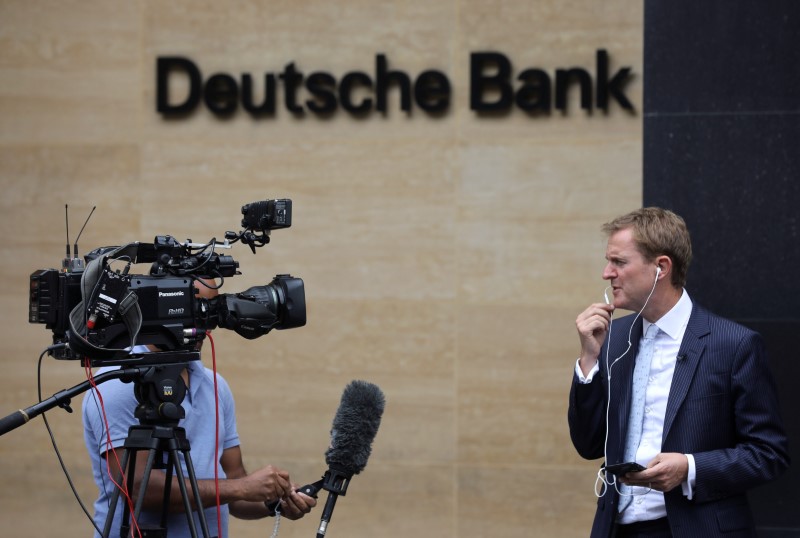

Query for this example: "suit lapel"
[663,305,710,442]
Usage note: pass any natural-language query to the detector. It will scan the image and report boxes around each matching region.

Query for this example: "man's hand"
[240,465,292,503]
[575,302,615,376]
[277,490,317,520]
[619,453,689,493]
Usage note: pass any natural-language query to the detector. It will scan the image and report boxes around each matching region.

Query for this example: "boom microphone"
[299,380,385,538]
[326,379,385,475]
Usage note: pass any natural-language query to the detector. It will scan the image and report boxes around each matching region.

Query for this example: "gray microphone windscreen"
[324,380,385,476]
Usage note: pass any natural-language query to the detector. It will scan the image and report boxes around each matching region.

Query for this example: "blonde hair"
[602,207,692,287]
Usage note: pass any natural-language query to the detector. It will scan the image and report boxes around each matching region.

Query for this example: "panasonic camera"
[29,199,305,365]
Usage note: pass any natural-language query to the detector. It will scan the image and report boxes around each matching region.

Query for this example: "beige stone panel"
[0,357,97,537]
[0,144,141,273]
[201,295,456,465]
[0,1,142,144]
[457,304,583,465]
[0,143,141,350]
[0,144,142,536]
[142,0,458,64]
[230,463,456,538]
[457,0,642,56]
[455,139,642,308]
[136,137,459,300]
[458,464,599,537]
[0,0,142,71]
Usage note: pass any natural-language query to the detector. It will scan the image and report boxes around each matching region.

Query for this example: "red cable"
[207,332,223,538]
[86,335,223,538]
[85,363,142,538]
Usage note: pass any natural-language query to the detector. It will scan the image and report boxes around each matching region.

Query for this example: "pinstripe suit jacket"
[568,302,789,538]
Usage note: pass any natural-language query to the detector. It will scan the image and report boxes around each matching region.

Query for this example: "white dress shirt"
[575,290,696,522]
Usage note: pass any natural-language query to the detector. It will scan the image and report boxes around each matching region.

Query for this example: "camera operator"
[81,279,316,538]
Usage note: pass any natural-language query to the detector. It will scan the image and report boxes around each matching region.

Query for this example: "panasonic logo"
[159,291,185,297]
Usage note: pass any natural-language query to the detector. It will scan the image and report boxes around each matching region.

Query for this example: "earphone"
[594,262,661,498]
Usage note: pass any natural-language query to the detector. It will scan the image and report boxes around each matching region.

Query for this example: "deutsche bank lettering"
[156,50,633,118]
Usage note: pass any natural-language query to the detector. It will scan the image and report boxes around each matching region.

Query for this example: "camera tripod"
[103,424,211,538]
[99,356,214,538]
[0,351,215,537]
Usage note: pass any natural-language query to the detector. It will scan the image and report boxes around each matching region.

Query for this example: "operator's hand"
[242,465,292,504]
[277,486,317,520]
[619,453,689,493]
[575,302,615,376]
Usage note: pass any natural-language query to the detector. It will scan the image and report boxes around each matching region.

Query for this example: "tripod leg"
[102,448,131,538]
[170,446,203,538]
[159,452,175,532]
[120,445,208,538]
[181,447,213,538]
[105,424,213,537]
[130,447,159,529]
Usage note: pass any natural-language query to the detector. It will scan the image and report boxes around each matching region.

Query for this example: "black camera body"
[81,273,306,351]
[30,268,82,338]
[241,199,291,230]
[29,199,305,364]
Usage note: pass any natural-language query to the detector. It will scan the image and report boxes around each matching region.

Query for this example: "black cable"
[37,349,103,535]
[188,238,217,273]
[86,373,112,522]
[192,274,224,290]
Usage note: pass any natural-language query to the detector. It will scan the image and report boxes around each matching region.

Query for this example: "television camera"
[28,199,305,365]
[0,200,306,538]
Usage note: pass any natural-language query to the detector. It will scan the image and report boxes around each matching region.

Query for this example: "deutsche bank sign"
[156,50,633,119]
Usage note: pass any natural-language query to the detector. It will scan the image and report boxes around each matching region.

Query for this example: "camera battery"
[86,267,131,329]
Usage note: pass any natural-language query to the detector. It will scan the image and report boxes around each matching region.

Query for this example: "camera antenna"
[62,204,95,273]
[64,204,71,261]
[73,205,96,261]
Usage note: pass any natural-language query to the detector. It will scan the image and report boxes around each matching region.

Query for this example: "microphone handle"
[297,479,323,498]
[316,490,339,538]
[266,478,324,516]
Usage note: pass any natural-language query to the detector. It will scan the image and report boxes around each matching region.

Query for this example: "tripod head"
[117,350,200,427]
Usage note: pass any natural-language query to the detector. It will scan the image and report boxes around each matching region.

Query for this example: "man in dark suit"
[568,207,789,538]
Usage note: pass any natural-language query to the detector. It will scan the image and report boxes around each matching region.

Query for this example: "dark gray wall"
[644,1,800,534]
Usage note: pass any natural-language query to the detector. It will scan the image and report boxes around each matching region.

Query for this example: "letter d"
[157,56,202,115]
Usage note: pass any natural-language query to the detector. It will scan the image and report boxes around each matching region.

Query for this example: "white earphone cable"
[595,267,660,498]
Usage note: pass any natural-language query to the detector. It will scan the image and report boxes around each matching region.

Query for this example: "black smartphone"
[604,462,646,476]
